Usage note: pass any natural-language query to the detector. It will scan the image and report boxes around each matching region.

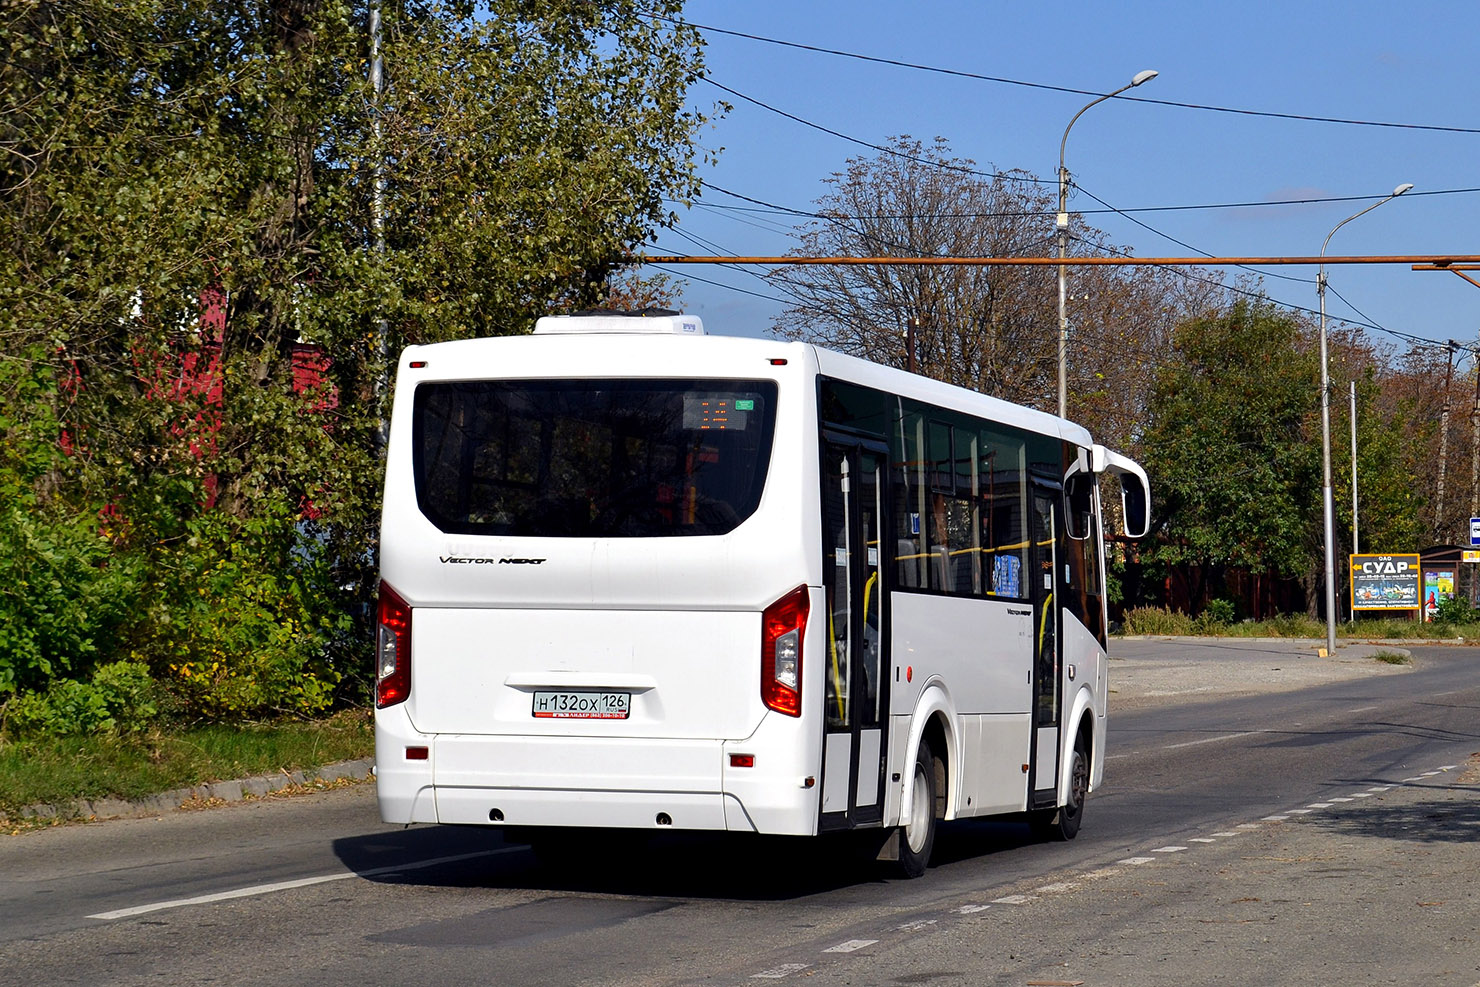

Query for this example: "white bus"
[374,311,1149,876]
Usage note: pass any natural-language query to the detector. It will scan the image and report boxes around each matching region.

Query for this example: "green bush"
[4,661,158,737]
[1122,606,1195,636]
[129,497,350,719]
[0,506,139,697]
[1203,598,1238,625]
[1431,595,1474,626]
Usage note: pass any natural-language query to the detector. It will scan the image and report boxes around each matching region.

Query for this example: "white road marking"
[1307,803,1333,809]
[1190,838,1217,843]
[1367,786,1393,793]
[1349,793,1373,799]
[1033,882,1077,894]
[1118,857,1156,865]
[823,940,878,953]
[1210,831,1241,837]
[1162,731,1263,750]
[896,919,938,932]
[1348,705,1378,713]
[87,848,519,921]
[1439,765,1457,771]
[1328,797,1355,802]
[1236,823,1262,830]
[992,894,1034,904]
[1286,809,1313,815]
[954,904,992,914]
[753,963,811,979]
[1152,845,1187,853]
[1262,815,1289,821]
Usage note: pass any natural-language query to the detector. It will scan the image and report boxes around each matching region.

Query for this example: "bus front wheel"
[897,740,937,878]
[1030,731,1088,842]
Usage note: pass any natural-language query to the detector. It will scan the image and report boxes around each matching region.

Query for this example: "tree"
[0,0,713,718]
[764,136,1215,454]
[1141,298,1424,618]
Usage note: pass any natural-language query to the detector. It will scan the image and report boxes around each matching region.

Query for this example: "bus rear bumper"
[374,716,818,835]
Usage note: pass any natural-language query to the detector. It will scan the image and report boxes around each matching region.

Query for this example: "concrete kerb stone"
[7,757,374,825]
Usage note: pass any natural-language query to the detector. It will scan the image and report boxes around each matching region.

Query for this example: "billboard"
[1350,554,1421,610]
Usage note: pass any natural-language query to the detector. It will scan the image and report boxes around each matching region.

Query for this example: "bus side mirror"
[1092,445,1151,540]
[1119,473,1149,539]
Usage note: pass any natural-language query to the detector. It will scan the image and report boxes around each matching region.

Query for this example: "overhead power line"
[699,78,1051,186]
[677,17,1480,136]
[679,186,1480,221]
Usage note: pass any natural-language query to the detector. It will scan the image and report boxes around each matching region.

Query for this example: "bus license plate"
[531,690,631,720]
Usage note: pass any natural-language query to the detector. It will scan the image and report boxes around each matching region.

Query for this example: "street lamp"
[1317,182,1413,654]
[1057,69,1158,419]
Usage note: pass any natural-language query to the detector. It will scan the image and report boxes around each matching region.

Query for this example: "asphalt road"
[1,641,1477,986]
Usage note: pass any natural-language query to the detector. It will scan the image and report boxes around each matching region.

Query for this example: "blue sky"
[649,1,1480,355]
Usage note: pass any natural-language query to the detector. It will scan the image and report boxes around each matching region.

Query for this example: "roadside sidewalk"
[1109,635,1416,710]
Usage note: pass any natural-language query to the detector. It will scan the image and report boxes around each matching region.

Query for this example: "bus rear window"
[412,379,778,537]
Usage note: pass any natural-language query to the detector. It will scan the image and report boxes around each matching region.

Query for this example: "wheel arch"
[899,681,959,825]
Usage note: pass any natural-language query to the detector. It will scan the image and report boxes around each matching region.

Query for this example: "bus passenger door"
[819,439,888,829]
[1029,484,1062,807]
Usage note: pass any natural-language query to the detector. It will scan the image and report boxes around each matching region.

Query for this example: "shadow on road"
[1308,787,1480,844]
[331,817,1046,901]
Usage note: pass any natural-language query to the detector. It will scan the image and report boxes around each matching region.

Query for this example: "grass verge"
[1121,606,1480,640]
[0,710,372,821]
[1371,651,1412,665]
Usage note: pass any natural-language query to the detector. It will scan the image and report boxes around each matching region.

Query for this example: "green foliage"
[1121,607,1195,636]
[1431,595,1474,626]
[0,506,139,697]
[1371,651,1411,665]
[1143,299,1321,578]
[5,662,157,737]
[1203,598,1238,625]
[129,498,352,719]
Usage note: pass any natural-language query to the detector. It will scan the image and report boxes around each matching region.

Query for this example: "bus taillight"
[376,581,412,708]
[761,585,809,717]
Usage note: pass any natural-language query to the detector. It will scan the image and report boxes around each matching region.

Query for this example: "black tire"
[897,740,937,878]
[1031,731,1089,842]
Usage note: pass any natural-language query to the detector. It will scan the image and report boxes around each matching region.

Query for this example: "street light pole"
[1057,69,1158,419]
[1318,182,1413,654]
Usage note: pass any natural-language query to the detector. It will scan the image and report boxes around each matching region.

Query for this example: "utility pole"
[1350,379,1358,623]
[370,0,389,453]
[1437,342,1456,543]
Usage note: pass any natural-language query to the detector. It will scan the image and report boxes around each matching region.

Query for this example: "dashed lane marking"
[1151,845,1187,853]
[752,964,811,979]
[1190,838,1217,843]
[823,940,878,954]
[1308,803,1334,808]
[1118,857,1156,865]
[1162,730,1264,750]
[955,904,992,914]
[993,894,1034,904]
[1033,882,1078,894]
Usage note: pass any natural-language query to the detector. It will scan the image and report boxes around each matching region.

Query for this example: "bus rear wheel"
[897,740,937,878]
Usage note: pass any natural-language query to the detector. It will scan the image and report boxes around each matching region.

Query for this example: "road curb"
[3,758,374,825]
[1114,635,1442,648]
